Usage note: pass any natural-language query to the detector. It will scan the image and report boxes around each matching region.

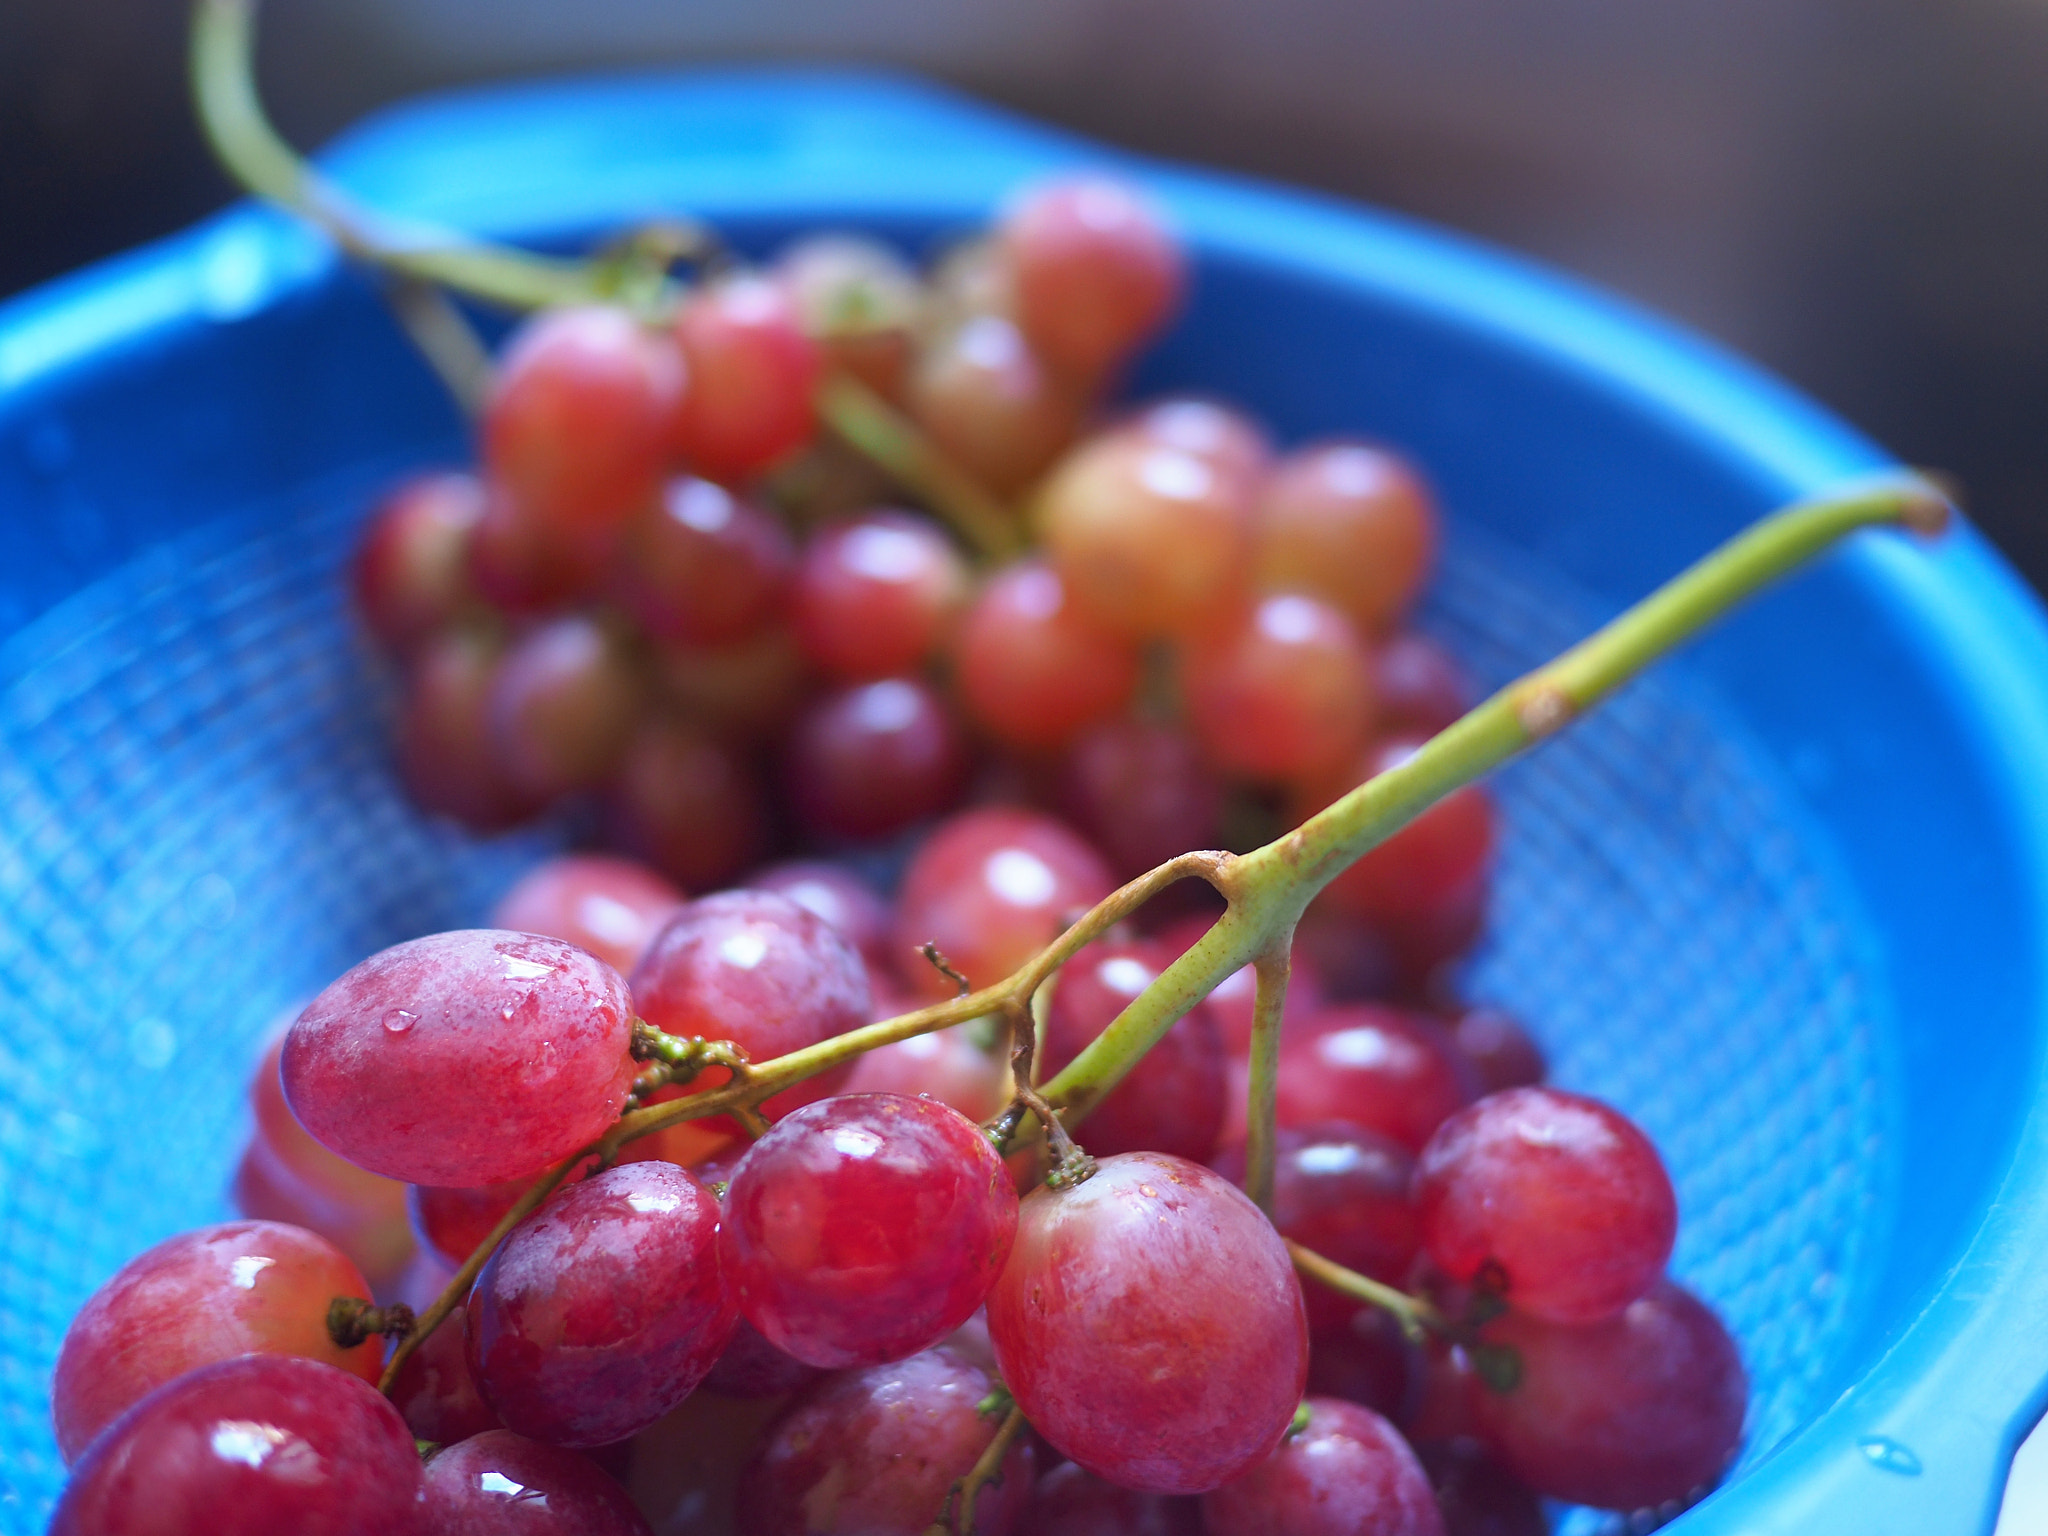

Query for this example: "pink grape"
[468,1162,735,1446]
[721,1093,1018,1368]
[613,477,794,646]
[894,807,1115,1001]
[466,483,614,614]
[52,1220,381,1463]
[490,854,687,975]
[1375,632,1473,737]
[486,614,643,800]
[745,860,896,972]
[50,1355,426,1536]
[390,1303,501,1446]
[653,624,807,742]
[669,273,821,478]
[1471,1281,1746,1510]
[1447,1007,1546,1095]
[1003,177,1184,381]
[352,471,483,654]
[398,627,542,832]
[424,1429,653,1534]
[1185,592,1377,784]
[954,558,1142,754]
[1201,1397,1443,1536]
[1414,1087,1676,1324]
[282,931,636,1187]
[909,312,1084,495]
[784,677,972,841]
[793,510,968,680]
[1024,1461,1202,1536]
[1253,441,1438,634]
[1056,718,1223,879]
[735,1347,1035,1536]
[987,1151,1308,1493]
[604,717,768,894]
[1115,395,1271,490]
[1275,1004,1477,1153]
[843,1026,1008,1122]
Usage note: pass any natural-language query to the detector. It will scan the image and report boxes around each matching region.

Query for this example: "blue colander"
[3,71,2047,1536]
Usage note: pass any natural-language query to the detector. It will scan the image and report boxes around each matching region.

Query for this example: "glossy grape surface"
[842,1026,1008,1123]
[352,471,483,654]
[745,860,896,973]
[285,931,636,1186]
[987,1151,1308,1493]
[1472,1281,1746,1510]
[1201,1397,1444,1536]
[722,1093,1018,1368]
[669,274,820,478]
[53,1220,380,1463]
[1005,177,1184,381]
[1057,719,1222,879]
[614,477,793,646]
[1252,442,1437,634]
[736,1347,1034,1536]
[1414,1087,1676,1324]
[954,559,1141,753]
[1116,396,1271,490]
[1275,1005,1476,1153]
[910,313,1082,495]
[469,1162,735,1447]
[487,616,643,799]
[1186,593,1377,783]
[793,511,968,680]
[390,1303,500,1446]
[50,1355,425,1536]
[784,677,971,841]
[1447,1008,1547,1096]
[424,1429,652,1535]
[490,854,687,975]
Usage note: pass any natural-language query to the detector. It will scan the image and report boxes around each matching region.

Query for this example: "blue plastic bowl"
[4,70,2048,1535]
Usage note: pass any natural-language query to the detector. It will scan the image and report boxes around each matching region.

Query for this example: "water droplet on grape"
[499,957,557,981]
[228,1255,275,1290]
[382,1009,419,1035]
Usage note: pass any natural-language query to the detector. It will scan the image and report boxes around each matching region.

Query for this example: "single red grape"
[613,476,794,646]
[669,273,820,478]
[735,1346,1035,1536]
[774,233,921,400]
[397,627,542,831]
[1447,1007,1546,1095]
[842,1026,1008,1123]
[653,624,807,741]
[701,1316,828,1399]
[745,860,896,973]
[722,1093,1018,1368]
[1416,1439,1548,1536]
[793,510,969,680]
[424,1429,653,1534]
[352,471,484,654]
[1414,1086,1676,1324]
[486,614,643,800]
[1185,593,1377,784]
[987,1151,1308,1493]
[1472,1280,1746,1511]
[603,717,768,895]
[50,1355,426,1536]
[283,931,636,1187]
[1202,1397,1443,1536]
[1212,1122,1421,1330]
[491,854,687,975]
[1024,1461,1202,1536]
[1115,395,1271,491]
[1375,632,1473,737]
[1041,939,1226,1163]
[1253,442,1438,635]
[783,677,972,841]
[1057,718,1223,879]
[1274,1005,1476,1153]
[483,305,682,539]
[466,483,615,614]
[954,558,1142,754]
[1307,1306,1415,1420]
[894,807,1115,1000]
[468,1162,735,1447]
[53,1220,382,1463]
[390,1304,501,1446]
[1003,177,1184,381]
[629,890,869,1125]
[1036,433,1248,640]
[909,312,1084,495]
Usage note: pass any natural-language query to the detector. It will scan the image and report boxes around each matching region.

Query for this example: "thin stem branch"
[1242,940,1293,1215]
[1286,1241,1448,1344]
[928,1403,1027,1536]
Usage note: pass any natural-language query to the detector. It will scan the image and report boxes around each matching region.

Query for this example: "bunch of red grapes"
[47,177,1747,1536]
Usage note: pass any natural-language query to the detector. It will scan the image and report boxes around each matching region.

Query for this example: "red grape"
[50,1355,426,1536]
[735,1346,1035,1536]
[283,931,636,1186]
[1471,1280,1746,1510]
[483,305,682,539]
[397,626,542,831]
[1025,1461,1201,1536]
[1035,433,1247,640]
[1057,718,1223,878]
[627,1391,787,1536]
[653,624,807,741]
[987,1151,1308,1493]
[842,1026,1008,1123]
[52,1220,382,1463]
[486,615,643,800]
[1201,1397,1443,1536]
[1274,1005,1476,1153]
[468,1162,735,1446]
[784,677,972,841]
[352,471,483,654]
[793,510,969,679]
[1003,177,1184,381]
[491,854,687,975]
[745,860,895,972]
[1416,1439,1547,1536]
[1212,1122,1421,1330]
[1375,632,1473,737]
[1307,1306,1414,1420]
[1253,442,1437,634]
[909,313,1083,495]
[1041,938,1226,1163]
[613,477,793,646]
[1447,1007,1546,1095]
[408,1178,530,1269]
[603,717,768,894]
[390,1303,501,1446]
[894,807,1115,1000]
[721,1093,1018,1368]
[1185,593,1376,784]
[954,559,1141,753]
[424,1429,653,1534]
[465,482,613,614]
[774,233,921,400]
[669,273,820,478]
[629,890,869,1125]
[701,1316,828,1399]
[1115,395,1271,491]
[1414,1087,1676,1324]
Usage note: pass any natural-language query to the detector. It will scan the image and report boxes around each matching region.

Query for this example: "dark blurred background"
[4,0,2044,587]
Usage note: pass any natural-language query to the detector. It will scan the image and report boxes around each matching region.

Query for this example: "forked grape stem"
[926,1402,1028,1536]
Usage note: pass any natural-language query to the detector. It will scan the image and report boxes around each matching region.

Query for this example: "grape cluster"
[49,174,1750,1536]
